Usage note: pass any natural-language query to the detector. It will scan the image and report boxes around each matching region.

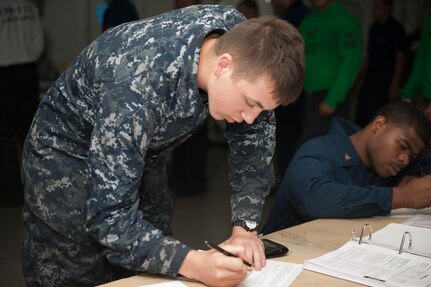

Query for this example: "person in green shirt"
[400,12,431,122]
[298,0,362,145]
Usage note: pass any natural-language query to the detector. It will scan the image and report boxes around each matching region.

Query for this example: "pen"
[204,240,253,267]
[364,275,386,282]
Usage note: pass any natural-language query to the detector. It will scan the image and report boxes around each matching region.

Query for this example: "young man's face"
[208,69,278,125]
[366,119,424,178]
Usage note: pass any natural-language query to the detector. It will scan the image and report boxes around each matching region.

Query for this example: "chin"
[378,170,392,179]
[209,110,222,121]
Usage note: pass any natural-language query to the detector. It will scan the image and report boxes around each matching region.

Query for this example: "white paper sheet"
[402,214,431,229]
[238,260,302,287]
[390,207,431,216]
[138,282,187,287]
[304,241,431,287]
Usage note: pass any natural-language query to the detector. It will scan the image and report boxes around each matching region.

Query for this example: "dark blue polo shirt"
[263,117,393,234]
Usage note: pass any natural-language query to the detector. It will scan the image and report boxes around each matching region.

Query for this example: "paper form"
[138,282,187,287]
[238,260,303,287]
[304,241,431,287]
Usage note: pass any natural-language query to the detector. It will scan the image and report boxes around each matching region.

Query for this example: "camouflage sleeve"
[85,81,191,277]
[224,110,276,225]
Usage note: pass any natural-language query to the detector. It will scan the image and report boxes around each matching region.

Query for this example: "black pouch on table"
[263,239,289,259]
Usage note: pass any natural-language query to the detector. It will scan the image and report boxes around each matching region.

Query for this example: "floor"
[0,143,276,287]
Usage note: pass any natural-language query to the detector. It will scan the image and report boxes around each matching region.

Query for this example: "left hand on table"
[222,226,265,271]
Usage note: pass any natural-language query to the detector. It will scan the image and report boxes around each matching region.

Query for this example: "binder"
[303,222,431,286]
[352,223,431,258]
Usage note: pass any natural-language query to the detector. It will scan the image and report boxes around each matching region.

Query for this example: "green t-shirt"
[400,12,431,101]
[300,1,362,108]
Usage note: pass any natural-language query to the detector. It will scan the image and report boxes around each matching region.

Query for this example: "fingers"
[251,239,265,270]
[232,238,265,270]
[218,244,253,269]
[208,248,249,286]
[223,231,266,270]
[394,175,431,209]
[318,102,335,118]
[180,248,249,287]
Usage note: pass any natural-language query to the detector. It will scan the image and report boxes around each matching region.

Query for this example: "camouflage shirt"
[22,5,275,279]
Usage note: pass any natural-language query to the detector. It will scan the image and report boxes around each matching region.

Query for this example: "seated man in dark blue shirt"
[263,101,431,234]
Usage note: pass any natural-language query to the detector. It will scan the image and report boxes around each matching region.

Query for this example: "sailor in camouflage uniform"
[21,5,304,287]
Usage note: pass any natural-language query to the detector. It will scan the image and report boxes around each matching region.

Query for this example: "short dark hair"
[215,16,305,105]
[372,101,430,146]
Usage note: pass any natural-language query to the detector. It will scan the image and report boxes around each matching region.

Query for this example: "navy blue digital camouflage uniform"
[21,5,276,286]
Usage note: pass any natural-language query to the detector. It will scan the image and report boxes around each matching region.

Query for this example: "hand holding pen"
[205,240,253,267]
[178,242,250,287]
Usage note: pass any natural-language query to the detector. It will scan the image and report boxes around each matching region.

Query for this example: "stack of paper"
[304,241,431,286]
[304,220,431,287]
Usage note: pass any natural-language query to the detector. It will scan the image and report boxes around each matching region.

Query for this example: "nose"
[399,151,411,167]
[241,108,262,125]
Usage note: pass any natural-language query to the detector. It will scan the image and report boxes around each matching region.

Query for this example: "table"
[99,216,406,287]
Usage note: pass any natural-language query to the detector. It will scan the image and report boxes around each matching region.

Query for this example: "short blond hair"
[214,16,305,105]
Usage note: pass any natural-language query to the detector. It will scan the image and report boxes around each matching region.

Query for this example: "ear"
[371,115,386,133]
[214,53,233,78]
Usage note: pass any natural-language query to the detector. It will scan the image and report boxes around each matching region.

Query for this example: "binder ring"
[358,224,373,245]
[398,231,412,254]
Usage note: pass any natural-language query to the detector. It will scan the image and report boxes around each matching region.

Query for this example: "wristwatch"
[233,220,258,232]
